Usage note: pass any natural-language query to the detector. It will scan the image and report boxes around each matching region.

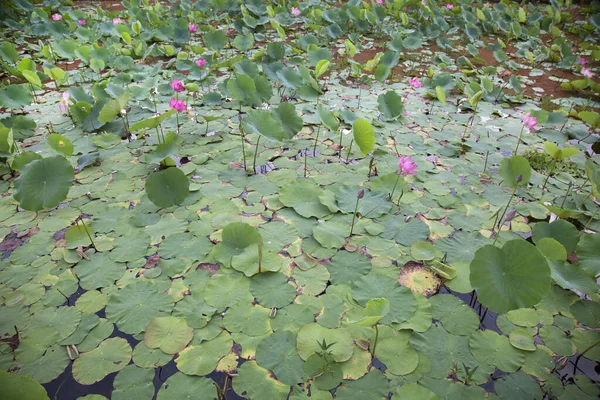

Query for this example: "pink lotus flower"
[375,0,383,4]
[582,66,593,78]
[188,24,197,32]
[398,155,418,175]
[195,58,206,68]
[409,77,423,88]
[78,19,86,25]
[113,18,122,25]
[169,98,186,112]
[421,0,426,5]
[579,58,587,66]
[291,7,300,17]
[170,79,185,92]
[58,92,70,112]
[446,3,454,9]
[522,112,537,131]
[51,13,62,21]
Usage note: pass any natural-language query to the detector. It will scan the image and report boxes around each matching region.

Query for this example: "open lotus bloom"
[522,112,538,131]
[58,92,70,112]
[398,155,418,175]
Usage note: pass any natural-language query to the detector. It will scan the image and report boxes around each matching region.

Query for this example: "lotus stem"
[175,112,180,135]
[580,207,599,235]
[513,125,525,155]
[239,120,247,172]
[253,135,261,174]
[304,148,308,178]
[483,151,489,173]
[389,174,401,201]
[338,130,343,160]
[371,324,379,357]
[258,243,263,273]
[313,124,321,155]
[461,100,479,141]
[493,185,518,245]
[349,194,361,237]
[345,139,354,163]
[77,217,96,249]
[357,84,362,110]
[560,182,573,208]
[573,340,600,373]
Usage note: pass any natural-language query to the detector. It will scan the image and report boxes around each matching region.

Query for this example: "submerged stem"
[494,185,518,245]
[252,135,261,174]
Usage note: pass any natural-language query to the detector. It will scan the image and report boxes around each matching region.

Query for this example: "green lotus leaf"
[392,384,438,400]
[317,103,340,131]
[377,91,404,121]
[585,159,600,197]
[222,302,271,336]
[352,274,417,324]
[242,109,286,142]
[255,331,305,385]
[303,353,343,390]
[98,93,129,123]
[336,186,392,218]
[279,179,331,218]
[375,336,419,376]
[532,220,579,254]
[313,221,347,249]
[213,222,262,267]
[344,298,389,327]
[410,241,436,261]
[175,331,233,376]
[204,30,227,50]
[232,361,290,399]
[296,323,354,362]
[10,152,42,172]
[231,244,284,276]
[14,327,60,364]
[144,317,194,354]
[72,338,132,385]
[75,290,108,314]
[132,342,172,369]
[227,74,256,105]
[112,365,154,400]
[272,102,303,139]
[469,330,525,372]
[142,132,182,164]
[352,119,376,155]
[16,344,69,384]
[430,294,479,335]
[76,252,126,290]
[538,325,576,356]
[59,313,100,346]
[495,371,543,400]
[327,250,372,286]
[499,155,531,188]
[65,222,94,249]
[0,84,33,109]
[395,294,432,333]
[157,373,216,400]
[47,133,74,156]
[0,371,49,400]
[145,167,189,208]
[159,232,211,261]
[130,109,176,132]
[548,259,598,295]
[13,156,74,211]
[204,275,253,309]
[570,300,600,329]
[105,281,174,335]
[25,306,81,341]
[508,328,536,352]
[577,233,600,276]
[335,369,390,400]
[470,240,551,314]
[536,238,567,261]
[250,272,296,308]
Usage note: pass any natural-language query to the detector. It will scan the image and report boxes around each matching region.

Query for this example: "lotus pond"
[1,0,600,399]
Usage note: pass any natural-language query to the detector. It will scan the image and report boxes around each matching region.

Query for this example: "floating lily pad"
[144,317,194,354]
[256,331,305,385]
[0,371,49,400]
[279,179,331,218]
[175,332,233,376]
[250,272,296,308]
[398,261,441,297]
[430,294,479,335]
[469,330,525,372]
[112,365,155,400]
[105,281,174,335]
[470,240,551,313]
[72,338,132,385]
[157,373,216,399]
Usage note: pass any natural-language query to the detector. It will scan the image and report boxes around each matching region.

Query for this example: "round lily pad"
[175,332,233,376]
[327,250,371,286]
[256,331,306,385]
[105,281,174,335]
[279,179,331,218]
[570,300,600,329]
[335,369,389,400]
[430,294,479,335]
[156,372,216,400]
[143,317,194,354]
[393,384,438,399]
[469,330,525,372]
[13,156,74,211]
[509,328,537,352]
[495,371,543,400]
[204,275,253,310]
[232,361,290,399]
[375,336,419,376]
[158,233,212,261]
[222,302,271,336]
[112,365,154,400]
[313,221,347,249]
[0,371,49,400]
[470,240,551,313]
[249,272,297,308]
[145,167,189,208]
[296,323,354,362]
[72,338,132,385]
